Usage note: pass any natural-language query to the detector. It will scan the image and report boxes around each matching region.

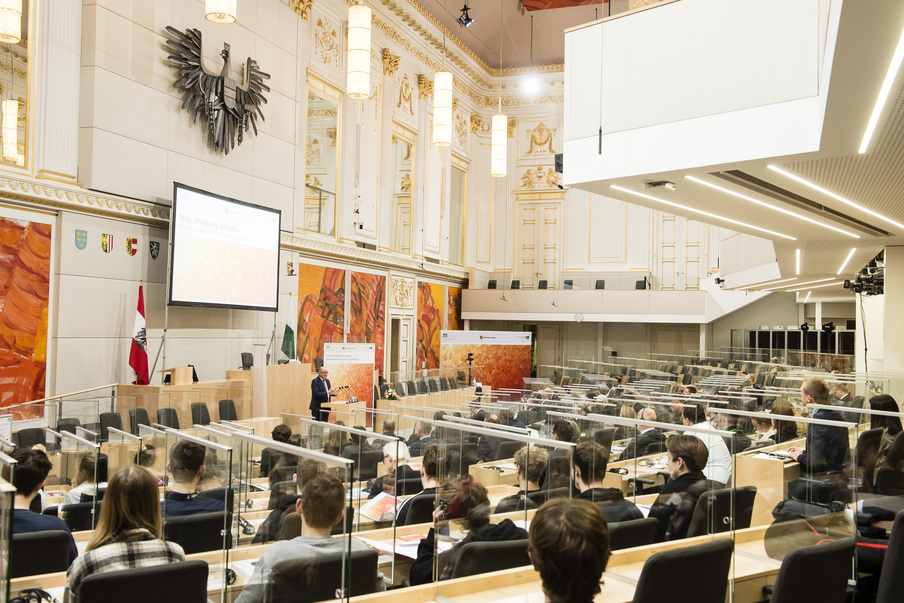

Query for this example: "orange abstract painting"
[447,286,462,331]
[297,264,345,367]
[349,272,386,376]
[416,282,444,370]
[0,218,51,418]
[440,343,531,392]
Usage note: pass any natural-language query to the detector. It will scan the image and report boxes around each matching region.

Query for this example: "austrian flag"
[129,283,150,385]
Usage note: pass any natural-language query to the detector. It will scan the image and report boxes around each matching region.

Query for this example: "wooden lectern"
[157,367,193,386]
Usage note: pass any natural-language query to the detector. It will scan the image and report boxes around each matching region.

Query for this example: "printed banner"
[440,330,532,392]
[323,343,375,427]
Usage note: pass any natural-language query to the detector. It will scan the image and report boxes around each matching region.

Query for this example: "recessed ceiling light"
[768,165,904,231]
[837,248,857,275]
[753,277,798,288]
[610,185,797,241]
[796,249,801,275]
[684,176,859,238]
[860,27,904,153]
[762,277,834,291]
[786,280,845,292]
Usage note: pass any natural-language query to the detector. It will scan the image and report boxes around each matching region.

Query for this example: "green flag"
[281,294,296,360]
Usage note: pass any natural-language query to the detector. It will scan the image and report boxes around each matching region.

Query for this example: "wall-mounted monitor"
[169,183,281,311]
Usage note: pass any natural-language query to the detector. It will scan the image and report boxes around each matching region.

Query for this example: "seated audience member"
[322,421,350,456]
[770,403,800,444]
[573,442,643,523]
[682,403,732,484]
[409,476,528,585]
[619,408,665,460]
[409,421,436,457]
[380,419,404,441]
[551,419,575,444]
[717,404,752,452]
[788,377,850,474]
[368,442,419,499]
[751,413,775,442]
[396,445,449,526]
[495,445,549,513]
[468,404,488,423]
[162,440,225,518]
[62,452,108,508]
[65,466,185,602]
[237,475,384,603]
[10,447,78,563]
[614,406,636,440]
[342,425,375,461]
[832,382,853,406]
[500,408,525,430]
[269,433,303,488]
[540,420,575,490]
[528,498,611,603]
[253,458,325,544]
[870,394,903,466]
[649,435,724,541]
[477,414,504,462]
[260,424,292,477]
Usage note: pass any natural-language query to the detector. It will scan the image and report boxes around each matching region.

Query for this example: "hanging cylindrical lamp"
[0,0,21,44]
[2,99,17,161]
[346,4,372,100]
[432,71,453,146]
[205,0,236,24]
[491,113,507,177]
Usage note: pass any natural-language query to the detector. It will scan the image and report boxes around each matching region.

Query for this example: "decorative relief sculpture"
[508,117,517,138]
[454,111,468,146]
[293,0,313,22]
[306,136,321,165]
[470,113,482,134]
[391,276,415,308]
[382,48,400,77]
[327,127,337,146]
[519,167,560,189]
[417,74,433,101]
[526,122,557,154]
[315,17,339,65]
[397,74,414,114]
[400,174,411,192]
[164,26,271,155]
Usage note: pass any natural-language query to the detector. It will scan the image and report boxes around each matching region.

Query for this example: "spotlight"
[457,4,474,27]
[822,322,835,333]
[800,322,809,332]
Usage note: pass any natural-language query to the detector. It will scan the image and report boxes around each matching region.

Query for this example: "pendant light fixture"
[491,1,507,177]
[525,15,539,94]
[432,1,453,147]
[205,0,236,24]
[346,4,372,100]
[0,0,20,44]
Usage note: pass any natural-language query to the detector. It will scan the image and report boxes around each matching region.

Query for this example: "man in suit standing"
[310,367,338,422]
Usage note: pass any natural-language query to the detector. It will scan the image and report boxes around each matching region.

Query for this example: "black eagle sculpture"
[164,26,271,154]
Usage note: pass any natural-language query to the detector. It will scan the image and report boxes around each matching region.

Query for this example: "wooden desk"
[469,460,519,486]
[735,438,804,527]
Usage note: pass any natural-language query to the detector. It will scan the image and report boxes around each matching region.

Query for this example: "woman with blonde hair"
[65,465,186,601]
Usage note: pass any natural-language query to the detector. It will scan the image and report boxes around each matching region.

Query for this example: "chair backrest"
[314,357,324,370]
[877,510,904,603]
[241,352,254,369]
[450,539,531,578]
[607,517,658,551]
[563,279,573,289]
[98,413,123,441]
[218,399,238,421]
[439,377,450,391]
[129,408,150,435]
[537,280,548,289]
[78,560,209,603]
[404,494,436,525]
[269,549,379,603]
[632,539,733,603]
[393,382,407,397]
[406,381,417,396]
[396,478,423,497]
[157,408,180,429]
[595,279,605,289]
[163,511,229,554]
[487,279,497,289]
[686,486,757,538]
[10,531,71,578]
[769,538,856,603]
[191,403,211,426]
[428,378,439,392]
[510,280,520,289]
[380,383,390,397]
[495,440,522,461]
[56,418,81,435]
[15,427,45,448]
[62,501,98,532]
[355,450,383,481]
[417,380,429,395]
[635,277,647,289]
[590,427,616,455]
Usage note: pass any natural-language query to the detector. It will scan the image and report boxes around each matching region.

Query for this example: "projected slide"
[169,183,281,311]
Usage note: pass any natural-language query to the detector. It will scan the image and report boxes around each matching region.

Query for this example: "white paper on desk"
[44,587,65,603]
[512,519,531,531]
[357,536,455,560]
[497,462,517,471]
[636,504,652,518]
[232,558,259,577]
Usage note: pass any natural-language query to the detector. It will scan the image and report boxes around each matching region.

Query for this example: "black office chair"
[590,427,616,455]
[15,427,44,448]
[595,279,605,289]
[686,486,757,538]
[428,378,439,393]
[356,450,383,481]
[511,280,520,289]
[396,477,424,497]
[439,377,450,391]
[487,280,497,289]
[632,539,733,603]
[635,277,647,289]
[876,431,904,496]
[854,428,884,491]
[876,511,904,603]
[495,440,522,461]
[406,381,417,396]
[564,279,574,289]
[129,408,151,435]
[404,494,436,525]
[98,413,123,441]
[379,384,390,398]
[218,399,238,421]
[61,501,99,532]
[191,403,211,426]
[56,418,81,435]
[77,560,209,603]
[417,380,429,395]
[537,280,548,289]
[157,407,180,429]
[450,539,530,578]
[241,352,254,369]
[393,381,407,397]
[607,517,658,551]
[268,549,379,602]
[164,511,230,554]
[10,531,71,578]
[314,357,324,370]
[764,538,856,603]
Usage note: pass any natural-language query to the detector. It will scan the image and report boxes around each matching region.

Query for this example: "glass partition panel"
[0,477,12,603]
[0,438,12,455]
[51,431,102,532]
[0,453,15,493]
[303,90,338,236]
[137,424,167,485]
[105,427,141,477]
[193,425,251,552]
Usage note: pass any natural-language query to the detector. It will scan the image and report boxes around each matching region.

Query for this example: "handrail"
[7,383,118,409]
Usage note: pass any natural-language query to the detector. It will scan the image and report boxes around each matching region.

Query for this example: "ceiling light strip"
[859,27,904,153]
[752,277,799,288]
[762,277,834,292]
[685,176,859,238]
[804,291,811,303]
[787,280,845,293]
[796,249,801,275]
[768,165,904,231]
[610,185,797,241]
[837,248,857,275]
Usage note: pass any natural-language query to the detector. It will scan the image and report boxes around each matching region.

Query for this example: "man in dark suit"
[620,408,666,460]
[310,367,338,422]
[788,377,850,474]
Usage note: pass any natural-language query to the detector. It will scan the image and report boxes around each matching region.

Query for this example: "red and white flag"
[129,283,150,385]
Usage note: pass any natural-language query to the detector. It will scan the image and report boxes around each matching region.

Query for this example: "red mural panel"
[0,218,51,418]
[416,282,444,370]
[297,264,345,367]
[348,272,386,376]
[447,286,462,331]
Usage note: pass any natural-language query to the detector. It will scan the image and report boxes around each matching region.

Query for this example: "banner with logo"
[323,343,375,425]
[439,330,532,392]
